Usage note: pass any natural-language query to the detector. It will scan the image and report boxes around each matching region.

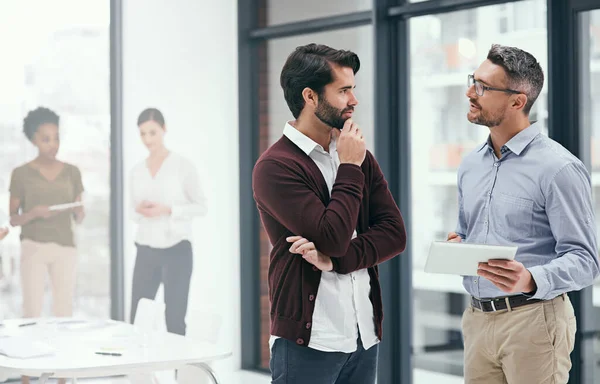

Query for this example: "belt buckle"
[479,298,497,312]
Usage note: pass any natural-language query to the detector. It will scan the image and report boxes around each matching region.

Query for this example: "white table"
[0,318,231,384]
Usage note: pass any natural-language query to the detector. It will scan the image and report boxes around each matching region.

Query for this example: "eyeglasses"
[468,74,520,97]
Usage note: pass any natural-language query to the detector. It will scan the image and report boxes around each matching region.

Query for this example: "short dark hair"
[487,44,544,114]
[280,43,360,118]
[137,107,165,127]
[23,107,60,141]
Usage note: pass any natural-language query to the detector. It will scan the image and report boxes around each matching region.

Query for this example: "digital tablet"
[425,241,518,276]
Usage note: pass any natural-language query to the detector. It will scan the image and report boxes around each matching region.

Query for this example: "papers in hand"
[48,202,84,211]
[0,337,55,359]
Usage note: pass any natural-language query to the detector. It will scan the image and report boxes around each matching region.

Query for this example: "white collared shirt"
[130,153,207,249]
[269,122,379,353]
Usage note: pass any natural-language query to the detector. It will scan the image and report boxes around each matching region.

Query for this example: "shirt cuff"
[337,163,365,184]
[526,265,550,300]
[331,257,339,270]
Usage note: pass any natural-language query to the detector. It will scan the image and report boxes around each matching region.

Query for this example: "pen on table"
[95,352,122,356]
[18,322,37,327]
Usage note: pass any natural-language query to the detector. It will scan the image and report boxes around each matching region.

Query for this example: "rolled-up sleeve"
[171,160,207,219]
[456,171,467,240]
[528,162,599,300]
[130,168,143,223]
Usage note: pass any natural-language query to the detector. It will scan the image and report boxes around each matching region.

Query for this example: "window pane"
[0,1,110,321]
[258,0,372,27]
[257,26,374,369]
[580,8,600,376]
[409,1,548,381]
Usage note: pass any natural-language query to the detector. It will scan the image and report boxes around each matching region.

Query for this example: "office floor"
[6,380,126,384]
[17,368,465,384]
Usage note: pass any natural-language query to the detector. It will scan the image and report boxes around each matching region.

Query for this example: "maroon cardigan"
[252,135,406,347]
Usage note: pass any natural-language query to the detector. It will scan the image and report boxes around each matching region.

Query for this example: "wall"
[122,0,241,380]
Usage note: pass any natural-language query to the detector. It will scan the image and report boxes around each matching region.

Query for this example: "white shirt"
[130,152,207,248]
[270,123,379,353]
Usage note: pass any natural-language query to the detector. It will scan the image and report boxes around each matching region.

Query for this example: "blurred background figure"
[0,222,9,285]
[9,106,85,384]
[129,108,207,336]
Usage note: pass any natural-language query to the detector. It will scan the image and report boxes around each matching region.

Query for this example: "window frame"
[238,0,600,382]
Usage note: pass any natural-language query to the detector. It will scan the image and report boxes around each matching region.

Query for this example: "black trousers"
[130,240,193,336]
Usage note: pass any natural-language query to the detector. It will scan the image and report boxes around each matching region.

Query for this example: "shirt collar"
[283,122,335,155]
[477,122,541,156]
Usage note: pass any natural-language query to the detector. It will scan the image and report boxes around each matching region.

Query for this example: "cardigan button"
[305,322,312,329]
[308,294,315,302]
[296,338,305,345]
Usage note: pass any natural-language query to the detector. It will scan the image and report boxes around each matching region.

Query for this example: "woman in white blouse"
[129,108,207,335]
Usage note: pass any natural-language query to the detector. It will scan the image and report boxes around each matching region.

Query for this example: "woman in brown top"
[8,107,84,384]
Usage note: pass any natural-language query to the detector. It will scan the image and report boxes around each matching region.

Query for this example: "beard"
[314,95,353,129]
[467,101,507,128]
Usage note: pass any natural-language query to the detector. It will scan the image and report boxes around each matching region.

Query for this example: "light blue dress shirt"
[456,123,600,300]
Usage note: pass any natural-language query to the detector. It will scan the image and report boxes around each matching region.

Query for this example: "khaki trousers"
[462,294,577,384]
[20,239,78,318]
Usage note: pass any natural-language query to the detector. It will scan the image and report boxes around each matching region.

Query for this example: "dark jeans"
[270,335,379,384]
[130,240,193,336]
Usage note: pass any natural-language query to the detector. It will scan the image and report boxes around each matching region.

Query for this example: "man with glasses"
[447,44,599,383]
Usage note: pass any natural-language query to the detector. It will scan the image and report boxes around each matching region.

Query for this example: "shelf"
[422,172,600,186]
[427,171,458,185]
[413,269,466,295]
[415,310,462,331]
[414,269,600,308]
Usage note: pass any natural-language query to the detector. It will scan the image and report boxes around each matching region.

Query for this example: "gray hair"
[486,44,544,114]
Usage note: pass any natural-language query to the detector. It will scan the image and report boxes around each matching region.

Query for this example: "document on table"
[0,337,55,359]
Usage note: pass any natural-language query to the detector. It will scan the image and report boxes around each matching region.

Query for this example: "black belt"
[471,294,543,312]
